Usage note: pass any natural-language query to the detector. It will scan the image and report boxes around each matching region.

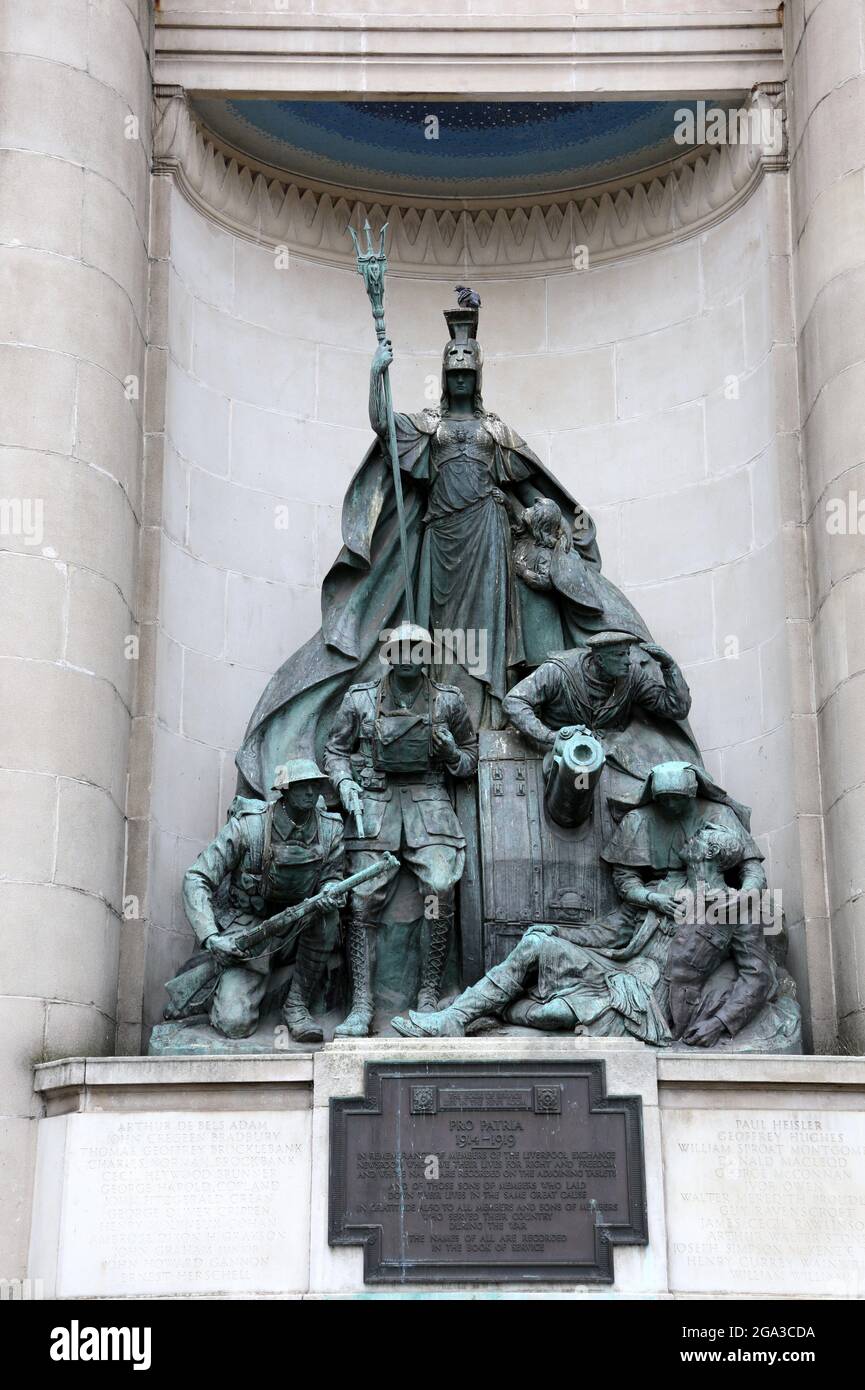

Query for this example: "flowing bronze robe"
[237,409,576,793]
[236,408,662,797]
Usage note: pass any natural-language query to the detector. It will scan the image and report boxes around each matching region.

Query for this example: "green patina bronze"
[392,761,801,1053]
[154,260,802,1056]
[236,289,653,797]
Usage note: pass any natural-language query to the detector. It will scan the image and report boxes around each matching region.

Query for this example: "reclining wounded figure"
[601,759,777,1047]
[392,761,790,1049]
[391,916,672,1043]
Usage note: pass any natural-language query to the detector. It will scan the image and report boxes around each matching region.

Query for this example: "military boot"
[391,974,513,1038]
[392,932,542,1037]
[282,932,330,1043]
[335,918,374,1037]
[415,907,453,1013]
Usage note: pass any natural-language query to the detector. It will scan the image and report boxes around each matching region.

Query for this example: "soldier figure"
[392,763,781,1051]
[324,623,478,1037]
[667,821,775,1045]
[181,760,346,1043]
[601,760,775,1048]
[502,629,698,831]
[503,630,693,757]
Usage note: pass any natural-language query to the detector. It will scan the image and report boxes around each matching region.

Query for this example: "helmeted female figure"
[236,303,647,797]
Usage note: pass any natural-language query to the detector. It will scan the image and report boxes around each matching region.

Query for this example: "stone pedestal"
[311,1037,666,1298]
[658,1053,865,1298]
[28,1045,865,1299]
[29,1057,313,1299]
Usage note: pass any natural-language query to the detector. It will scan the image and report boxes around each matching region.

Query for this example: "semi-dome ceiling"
[191,99,728,204]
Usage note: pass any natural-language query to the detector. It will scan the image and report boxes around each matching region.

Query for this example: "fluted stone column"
[0,0,152,1273]
[787,0,865,1047]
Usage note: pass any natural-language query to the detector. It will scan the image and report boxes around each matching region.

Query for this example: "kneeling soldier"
[324,623,478,1037]
[181,760,346,1042]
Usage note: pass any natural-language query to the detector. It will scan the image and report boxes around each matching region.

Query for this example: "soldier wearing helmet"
[177,759,346,1042]
[324,623,478,1036]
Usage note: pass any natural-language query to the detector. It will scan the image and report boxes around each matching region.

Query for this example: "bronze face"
[655,791,692,819]
[443,340,481,373]
[594,643,632,679]
[283,782,319,813]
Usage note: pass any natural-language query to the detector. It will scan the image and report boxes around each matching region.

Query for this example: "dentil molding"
[152,87,787,277]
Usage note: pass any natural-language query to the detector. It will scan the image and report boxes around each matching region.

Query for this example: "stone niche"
[141,154,814,1041]
[28,1047,865,1300]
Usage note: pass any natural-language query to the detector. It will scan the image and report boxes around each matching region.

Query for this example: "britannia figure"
[237,298,655,796]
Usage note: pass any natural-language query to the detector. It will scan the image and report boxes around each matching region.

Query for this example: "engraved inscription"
[60,1111,311,1297]
[329,1062,646,1283]
[663,1107,865,1297]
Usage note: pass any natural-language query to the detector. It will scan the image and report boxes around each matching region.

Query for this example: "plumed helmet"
[440,305,484,414]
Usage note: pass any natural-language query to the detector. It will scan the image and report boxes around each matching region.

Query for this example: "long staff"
[348,220,416,624]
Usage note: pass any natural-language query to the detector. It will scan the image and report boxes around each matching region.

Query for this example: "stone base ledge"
[28,1045,865,1300]
[35,1046,865,1107]
[657,1054,865,1087]
[34,1054,315,1116]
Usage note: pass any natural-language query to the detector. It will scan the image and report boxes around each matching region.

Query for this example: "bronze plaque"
[329,1060,647,1284]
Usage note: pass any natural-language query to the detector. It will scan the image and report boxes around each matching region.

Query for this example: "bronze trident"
[348,219,416,624]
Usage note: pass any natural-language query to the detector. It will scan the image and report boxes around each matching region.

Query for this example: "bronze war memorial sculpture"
[323,621,478,1037]
[151,235,801,1057]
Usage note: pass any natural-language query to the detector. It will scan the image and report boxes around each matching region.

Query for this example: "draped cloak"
[236,408,663,797]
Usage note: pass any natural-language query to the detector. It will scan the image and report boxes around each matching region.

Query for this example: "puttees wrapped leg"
[335,917,375,1037]
[416,896,454,1012]
[282,909,339,1043]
